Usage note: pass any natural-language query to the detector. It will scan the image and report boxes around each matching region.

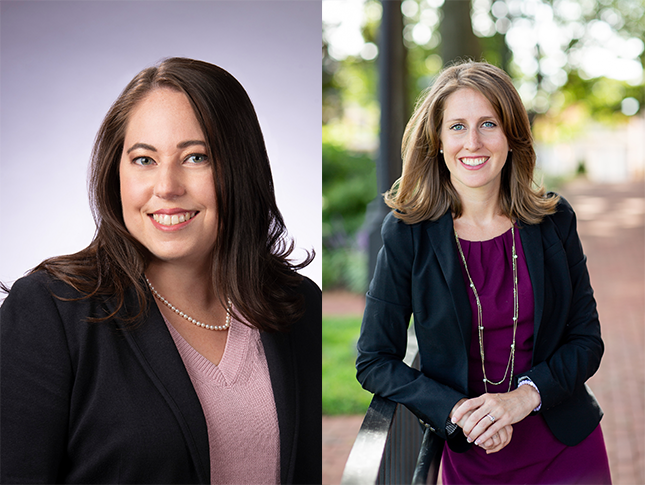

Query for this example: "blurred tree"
[441,0,482,63]
[322,0,644,291]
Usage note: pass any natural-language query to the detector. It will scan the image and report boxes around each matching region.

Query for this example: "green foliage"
[322,137,376,291]
[322,247,369,293]
[323,140,376,237]
[322,315,373,415]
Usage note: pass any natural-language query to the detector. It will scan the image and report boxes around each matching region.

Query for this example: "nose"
[153,164,185,200]
[465,128,483,151]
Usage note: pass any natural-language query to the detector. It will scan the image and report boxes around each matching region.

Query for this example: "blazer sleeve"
[518,197,604,412]
[1,273,73,483]
[356,213,467,440]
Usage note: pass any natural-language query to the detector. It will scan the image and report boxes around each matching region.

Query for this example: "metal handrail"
[411,427,444,484]
[341,331,444,484]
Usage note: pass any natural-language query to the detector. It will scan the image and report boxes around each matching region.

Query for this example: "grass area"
[322,315,374,415]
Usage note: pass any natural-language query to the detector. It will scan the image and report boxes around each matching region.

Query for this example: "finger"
[485,426,513,454]
[468,415,500,444]
[465,409,500,441]
[473,421,502,446]
[478,432,499,450]
[463,404,500,436]
[486,438,507,454]
[472,414,510,445]
[451,396,485,423]
[453,410,473,430]
[462,409,487,436]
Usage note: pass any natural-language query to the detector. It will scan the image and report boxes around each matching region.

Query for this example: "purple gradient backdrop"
[0,0,321,287]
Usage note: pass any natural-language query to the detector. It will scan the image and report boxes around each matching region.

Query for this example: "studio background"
[0,0,321,289]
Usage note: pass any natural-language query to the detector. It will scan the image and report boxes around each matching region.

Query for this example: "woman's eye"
[482,121,497,128]
[450,123,465,131]
[133,156,155,166]
[185,154,208,164]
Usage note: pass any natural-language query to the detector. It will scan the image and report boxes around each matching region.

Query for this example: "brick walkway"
[322,180,645,484]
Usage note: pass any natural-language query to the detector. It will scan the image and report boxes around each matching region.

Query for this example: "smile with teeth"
[152,212,197,226]
[460,157,488,167]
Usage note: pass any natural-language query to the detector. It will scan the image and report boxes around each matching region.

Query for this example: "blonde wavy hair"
[385,61,558,224]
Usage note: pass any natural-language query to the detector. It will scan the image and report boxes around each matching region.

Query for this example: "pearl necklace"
[145,277,231,331]
[454,223,519,393]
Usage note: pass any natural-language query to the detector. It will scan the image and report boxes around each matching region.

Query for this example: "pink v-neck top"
[163,314,280,484]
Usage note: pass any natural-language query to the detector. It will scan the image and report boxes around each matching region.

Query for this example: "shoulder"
[539,193,577,237]
[551,193,575,217]
[1,272,80,359]
[382,210,444,237]
[1,270,115,331]
[292,275,321,331]
[3,270,80,307]
[381,210,450,249]
[295,275,321,301]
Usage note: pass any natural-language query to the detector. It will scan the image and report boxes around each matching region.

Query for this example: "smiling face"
[119,87,218,268]
[439,87,509,198]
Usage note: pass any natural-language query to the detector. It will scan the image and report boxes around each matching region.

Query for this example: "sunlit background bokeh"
[322,0,644,293]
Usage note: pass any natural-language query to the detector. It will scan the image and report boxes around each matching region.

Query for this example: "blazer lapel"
[108,290,211,484]
[426,213,472,352]
[261,331,297,484]
[519,223,545,347]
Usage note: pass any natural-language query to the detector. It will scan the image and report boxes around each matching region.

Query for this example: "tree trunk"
[440,0,482,65]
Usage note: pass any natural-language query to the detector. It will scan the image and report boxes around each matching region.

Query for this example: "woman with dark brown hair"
[356,61,611,483]
[1,57,320,484]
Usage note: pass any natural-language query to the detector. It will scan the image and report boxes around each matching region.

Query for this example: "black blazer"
[356,197,604,452]
[1,271,321,484]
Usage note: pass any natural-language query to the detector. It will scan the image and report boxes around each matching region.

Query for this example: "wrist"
[517,377,541,412]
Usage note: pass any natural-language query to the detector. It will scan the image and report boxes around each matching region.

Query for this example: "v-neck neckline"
[163,314,254,388]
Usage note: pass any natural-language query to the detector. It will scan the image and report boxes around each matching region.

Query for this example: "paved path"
[322,180,645,485]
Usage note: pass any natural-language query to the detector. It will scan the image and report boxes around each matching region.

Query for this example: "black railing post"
[341,330,444,484]
[364,0,407,283]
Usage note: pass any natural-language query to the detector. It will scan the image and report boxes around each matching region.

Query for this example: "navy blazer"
[1,271,321,484]
[356,197,604,452]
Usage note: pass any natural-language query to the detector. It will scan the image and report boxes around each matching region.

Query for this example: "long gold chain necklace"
[454,223,518,393]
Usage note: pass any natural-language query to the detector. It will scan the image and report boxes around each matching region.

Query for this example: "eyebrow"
[126,140,207,154]
[444,115,498,124]
[177,140,207,149]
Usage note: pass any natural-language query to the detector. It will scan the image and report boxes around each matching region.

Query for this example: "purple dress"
[442,226,611,484]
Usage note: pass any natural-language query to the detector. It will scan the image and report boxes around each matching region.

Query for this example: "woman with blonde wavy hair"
[357,61,611,484]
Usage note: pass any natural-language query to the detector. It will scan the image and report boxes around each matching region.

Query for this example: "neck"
[451,181,513,241]
[145,260,218,309]
[455,186,502,227]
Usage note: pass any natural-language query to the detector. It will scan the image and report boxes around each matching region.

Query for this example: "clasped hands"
[449,385,540,454]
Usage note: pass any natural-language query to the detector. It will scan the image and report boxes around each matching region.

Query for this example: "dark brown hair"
[385,61,558,224]
[32,57,312,331]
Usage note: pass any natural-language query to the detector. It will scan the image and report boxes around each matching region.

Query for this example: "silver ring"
[487,414,495,423]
